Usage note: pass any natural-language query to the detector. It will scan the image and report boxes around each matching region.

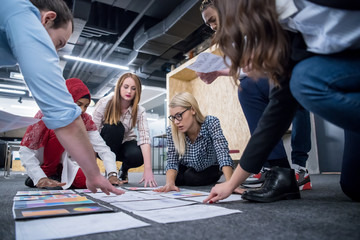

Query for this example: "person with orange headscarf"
[20,78,125,189]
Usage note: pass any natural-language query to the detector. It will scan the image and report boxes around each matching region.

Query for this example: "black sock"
[268,157,290,168]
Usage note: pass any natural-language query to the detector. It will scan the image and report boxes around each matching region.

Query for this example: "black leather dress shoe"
[242,166,301,203]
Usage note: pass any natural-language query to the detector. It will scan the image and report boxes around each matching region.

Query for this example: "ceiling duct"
[133,0,202,56]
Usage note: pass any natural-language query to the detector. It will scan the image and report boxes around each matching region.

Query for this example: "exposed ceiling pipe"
[90,0,201,96]
[77,42,105,81]
[90,0,155,96]
[88,43,111,73]
[100,0,156,62]
[91,70,120,99]
[133,0,201,56]
[72,41,97,77]
[67,40,91,77]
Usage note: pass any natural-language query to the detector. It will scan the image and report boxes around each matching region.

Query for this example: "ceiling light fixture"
[10,72,24,80]
[63,55,129,70]
[10,105,39,110]
[0,84,27,91]
[0,88,26,95]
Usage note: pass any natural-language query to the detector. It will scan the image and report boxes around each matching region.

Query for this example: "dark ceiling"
[0,0,213,102]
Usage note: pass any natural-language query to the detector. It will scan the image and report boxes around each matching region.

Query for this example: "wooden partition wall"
[166,48,250,160]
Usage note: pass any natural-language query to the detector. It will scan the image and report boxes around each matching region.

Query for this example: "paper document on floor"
[85,191,164,203]
[157,188,210,198]
[16,190,76,196]
[112,198,196,212]
[15,212,150,240]
[133,204,241,223]
[184,194,243,203]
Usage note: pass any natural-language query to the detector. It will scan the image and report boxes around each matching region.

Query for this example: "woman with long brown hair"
[93,73,157,187]
[198,0,312,191]
[204,0,360,203]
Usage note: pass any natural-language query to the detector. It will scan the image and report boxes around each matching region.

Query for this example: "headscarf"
[21,78,97,149]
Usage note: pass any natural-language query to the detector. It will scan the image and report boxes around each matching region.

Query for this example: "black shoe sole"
[242,180,265,185]
[297,177,311,187]
[241,183,263,188]
[242,192,301,203]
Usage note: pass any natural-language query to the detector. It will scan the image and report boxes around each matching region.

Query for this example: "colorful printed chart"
[16,190,75,196]
[14,194,82,201]
[13,197,94,209]
[13,190,114,220]
[13,203,113,220]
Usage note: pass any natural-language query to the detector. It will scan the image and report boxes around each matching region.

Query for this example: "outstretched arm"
[20,146,66,188]
[196,68,230,84]
[139,144,157,187]
[203,164,251,203]
[154,169,180,193]
[55,117,123,195]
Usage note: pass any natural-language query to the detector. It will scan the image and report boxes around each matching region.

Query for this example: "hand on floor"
[36,177,66,188]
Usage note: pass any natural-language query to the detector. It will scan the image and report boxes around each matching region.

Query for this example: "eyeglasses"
[168,108,190,122]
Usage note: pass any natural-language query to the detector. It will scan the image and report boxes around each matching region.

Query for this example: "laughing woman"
[155,92,234,192]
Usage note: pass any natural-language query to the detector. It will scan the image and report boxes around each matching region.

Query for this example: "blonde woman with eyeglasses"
[155,92,235,193]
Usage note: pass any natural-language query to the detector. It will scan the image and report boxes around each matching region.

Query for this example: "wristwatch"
[107,172,117,179]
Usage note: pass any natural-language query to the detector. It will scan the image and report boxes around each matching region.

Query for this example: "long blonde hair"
[213,0,290,85]
[169,92,205,156]
[103,73,142,128]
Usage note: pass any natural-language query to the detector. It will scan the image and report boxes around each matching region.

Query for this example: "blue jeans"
[239,77,287,164]
[239,77,311,167]
[291,106,311,167]
[290,54,360,201]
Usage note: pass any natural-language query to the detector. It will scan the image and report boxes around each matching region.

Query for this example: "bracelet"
[107,172,117,179]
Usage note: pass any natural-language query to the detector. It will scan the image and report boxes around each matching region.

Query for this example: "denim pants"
[290,54,360,201]
[239,77,311,167]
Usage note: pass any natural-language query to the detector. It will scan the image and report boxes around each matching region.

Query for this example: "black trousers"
[175,164,223,186]
[100,122,143,172]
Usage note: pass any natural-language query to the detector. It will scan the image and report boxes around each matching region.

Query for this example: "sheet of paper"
[74,188,102,194]
[183,194,243,203]
[125,186,162,191]
[112,198,195,212]
[132,204,241,223]
[86,191,164,203]
[0,110,40,133]
[13,197,94,209]
[16,190,75,196]
[13,203,113,220]
[186,52,228,73]
[15,212,150,240]
[14,194,82,201]
[85,192,142,203]
[75,187,125,194]
[158,188,210,199]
